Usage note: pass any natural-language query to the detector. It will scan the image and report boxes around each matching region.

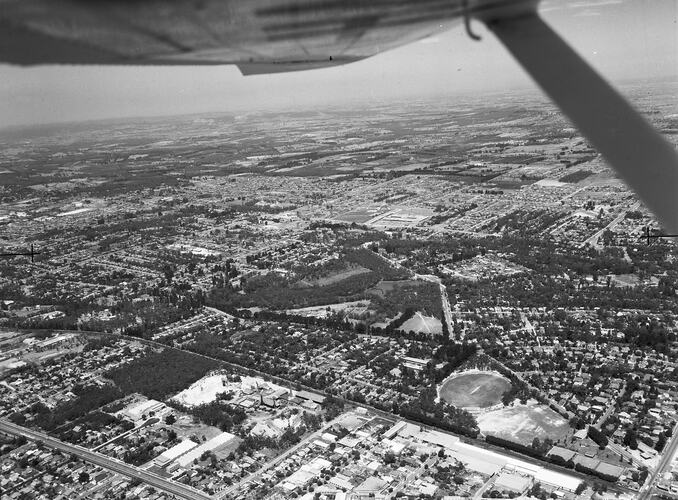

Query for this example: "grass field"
[398,312,442,335]
[477,403,570,445]
[308,265,371,287]
[371,279,424,295]
[335,207,383,223]
[438,372,511,408]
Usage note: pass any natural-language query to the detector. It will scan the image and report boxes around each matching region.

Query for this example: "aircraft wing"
[0,0,464,71]
[1,0,677,231]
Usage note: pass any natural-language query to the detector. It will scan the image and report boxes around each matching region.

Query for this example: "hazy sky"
[0,0,676,127]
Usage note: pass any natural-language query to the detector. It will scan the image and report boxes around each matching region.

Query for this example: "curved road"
[0,419,210,500]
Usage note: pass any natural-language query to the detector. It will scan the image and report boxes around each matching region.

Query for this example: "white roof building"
[155,440,198,466]
[176,432,237,467]
[124,399,165,421]
[495,472,532,493]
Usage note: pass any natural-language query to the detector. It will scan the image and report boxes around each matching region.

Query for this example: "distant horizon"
[1,74,675,139]
[1,0,676,129]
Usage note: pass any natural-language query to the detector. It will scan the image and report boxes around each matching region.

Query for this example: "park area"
[397,312,442,335]
[476,403,571,445]
[438,371,511,408]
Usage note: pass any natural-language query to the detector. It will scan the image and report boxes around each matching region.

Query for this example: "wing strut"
[483,11,678,232]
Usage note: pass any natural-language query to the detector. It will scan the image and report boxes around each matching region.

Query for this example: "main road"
[639,422,678,500]
[581,202,640,248]
[29,328,627,495]
[360,244,455,338]
[415,273,456,339]
[0,419,210,500]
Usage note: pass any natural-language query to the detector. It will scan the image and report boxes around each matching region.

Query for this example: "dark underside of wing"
[0,0,464,73]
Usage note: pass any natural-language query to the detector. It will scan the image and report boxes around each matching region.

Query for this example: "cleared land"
[477,403,570,445]
[439,372,511,408]
[398,312,442,335]
[172,374,286,407]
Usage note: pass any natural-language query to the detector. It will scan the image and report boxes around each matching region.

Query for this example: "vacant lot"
[438,372,511,408]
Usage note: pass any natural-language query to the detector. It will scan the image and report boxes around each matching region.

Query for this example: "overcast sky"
[0,0,676,128]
